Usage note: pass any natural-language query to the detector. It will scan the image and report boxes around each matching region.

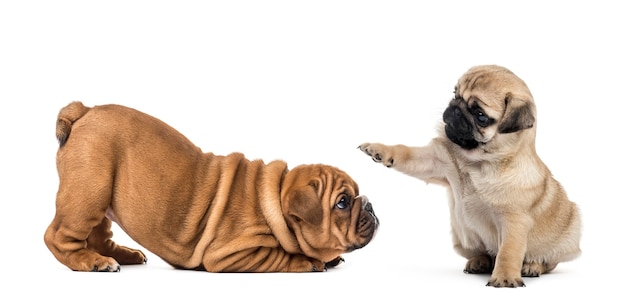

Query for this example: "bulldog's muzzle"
[355,196,379,249]
[361,196,378,228]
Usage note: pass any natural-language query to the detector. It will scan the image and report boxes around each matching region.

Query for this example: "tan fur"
[45,101,378,272]
[359,65,581,287]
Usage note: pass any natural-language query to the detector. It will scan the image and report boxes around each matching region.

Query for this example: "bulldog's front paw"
[358,143,395,167]
[311,259,327,272]
[287,255,326,272]
[325,256,345,269]
[110,246,148,265]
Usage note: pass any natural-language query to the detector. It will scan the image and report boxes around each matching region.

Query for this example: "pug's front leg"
[487,215,531,288]
[358,142,446,184]
[358,143,401,168]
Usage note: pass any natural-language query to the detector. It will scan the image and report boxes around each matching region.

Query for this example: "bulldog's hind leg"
[86,218,147,266]
[44,179,144,272]
[44,208,147,271]
[45,216,121,272]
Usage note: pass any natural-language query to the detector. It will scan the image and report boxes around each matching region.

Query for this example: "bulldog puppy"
[45,101,378,273]
[359,65,581,287]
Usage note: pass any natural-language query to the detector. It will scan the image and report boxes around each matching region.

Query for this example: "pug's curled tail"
[56,101,91,147]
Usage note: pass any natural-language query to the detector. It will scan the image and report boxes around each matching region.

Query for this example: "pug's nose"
[453,106,462,117]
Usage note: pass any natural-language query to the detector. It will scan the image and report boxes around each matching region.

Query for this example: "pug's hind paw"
[463,255,494,274]
[521,261,556,277]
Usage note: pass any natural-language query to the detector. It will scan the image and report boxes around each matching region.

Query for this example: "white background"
[1,1,623,304]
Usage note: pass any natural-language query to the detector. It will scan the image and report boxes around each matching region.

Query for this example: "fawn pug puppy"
[359,65,581,287]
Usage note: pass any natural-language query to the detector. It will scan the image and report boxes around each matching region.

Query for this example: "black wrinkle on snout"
[363,201,374,213]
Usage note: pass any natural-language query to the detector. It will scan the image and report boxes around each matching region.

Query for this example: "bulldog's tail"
[56,101,91,147]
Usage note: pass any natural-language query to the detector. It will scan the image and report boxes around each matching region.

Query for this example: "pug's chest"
[454,166,507,198]
[450,193,501,251]
[449,170,509,250]
[451,187,497,221]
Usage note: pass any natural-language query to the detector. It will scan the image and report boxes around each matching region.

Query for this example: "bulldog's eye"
[335,195,350,210]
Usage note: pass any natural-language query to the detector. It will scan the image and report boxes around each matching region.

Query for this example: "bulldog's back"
[55,102,256,267]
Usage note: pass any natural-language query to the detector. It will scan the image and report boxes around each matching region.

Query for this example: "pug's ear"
[498,93,535,134]
[286,183,323,226]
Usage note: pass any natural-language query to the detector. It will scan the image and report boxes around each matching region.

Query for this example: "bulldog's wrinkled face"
[442,65,536,153]
[281,164,379,263]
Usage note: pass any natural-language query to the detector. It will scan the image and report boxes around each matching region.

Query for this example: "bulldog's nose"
[358,195,369,208]
[363,201,374,214]
[359,196,374,214]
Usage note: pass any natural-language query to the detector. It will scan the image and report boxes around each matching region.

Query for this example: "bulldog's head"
[280,164,378,264]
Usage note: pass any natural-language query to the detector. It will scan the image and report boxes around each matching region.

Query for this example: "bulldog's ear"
[498,93,535,134]
[286,184,323,226]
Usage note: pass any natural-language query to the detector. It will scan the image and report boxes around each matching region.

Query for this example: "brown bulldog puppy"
[45,101,378,272]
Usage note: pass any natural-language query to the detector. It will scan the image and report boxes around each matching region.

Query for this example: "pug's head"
[442,65,537,157]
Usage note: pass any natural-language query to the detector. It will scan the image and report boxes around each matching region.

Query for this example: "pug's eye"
[476,112,488,123]
[335,195,350,210]
[472,109,492,127]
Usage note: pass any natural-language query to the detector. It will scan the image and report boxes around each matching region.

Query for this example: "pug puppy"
[358,65,581,287]
[45,101,378,273]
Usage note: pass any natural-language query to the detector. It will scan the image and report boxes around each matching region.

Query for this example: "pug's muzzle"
[443,102,479,149]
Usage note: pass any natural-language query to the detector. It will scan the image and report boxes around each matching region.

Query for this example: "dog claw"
[369,153,393,167]
[91,265,121,272]
[373,154,382,161]
[486,279,525,288]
